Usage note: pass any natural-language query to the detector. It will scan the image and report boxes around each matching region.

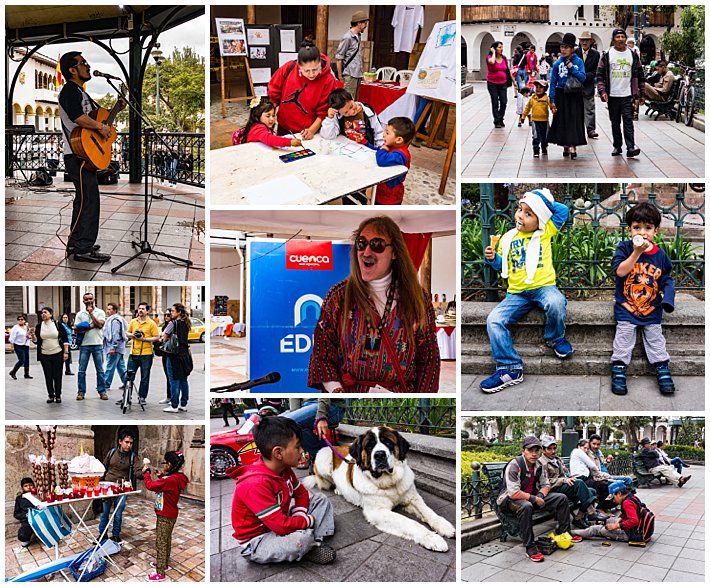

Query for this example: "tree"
[661,5,704,66]
[604,416,653,448]
[142,46,205,132]
[95,93,130,129]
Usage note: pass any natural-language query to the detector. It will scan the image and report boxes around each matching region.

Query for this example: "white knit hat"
[520,188,555,229]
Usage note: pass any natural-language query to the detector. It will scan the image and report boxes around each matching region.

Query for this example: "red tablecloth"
[358,82,407,114]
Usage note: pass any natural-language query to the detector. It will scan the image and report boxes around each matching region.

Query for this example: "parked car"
[188,318,205,343]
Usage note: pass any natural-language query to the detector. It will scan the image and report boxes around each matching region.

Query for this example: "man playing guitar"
[58,51,125,263]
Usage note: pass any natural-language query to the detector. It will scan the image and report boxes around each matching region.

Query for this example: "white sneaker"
[158,398,170,405]
[162,406,179,413]
[178,406,188,412]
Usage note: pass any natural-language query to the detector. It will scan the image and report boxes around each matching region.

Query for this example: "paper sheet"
[243,175,313,205]
[280,29,296,52]
[248,28,270,46]
[278,52,297,67]
[250,67,272,84]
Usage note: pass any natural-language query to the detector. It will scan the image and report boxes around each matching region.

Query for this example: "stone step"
[462,300,704,376]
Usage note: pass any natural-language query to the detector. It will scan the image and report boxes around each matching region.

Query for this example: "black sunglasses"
[355,236,393,254]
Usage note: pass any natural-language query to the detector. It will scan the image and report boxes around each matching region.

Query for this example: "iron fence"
[343,399,456,436]
[695,68,705,113]
[462,183,705,300]
[6,130,205,188]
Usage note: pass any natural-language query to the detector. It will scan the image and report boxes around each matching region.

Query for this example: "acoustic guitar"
[69,87,125,171]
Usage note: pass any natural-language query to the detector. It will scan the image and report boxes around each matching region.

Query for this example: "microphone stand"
[104,77,193,274]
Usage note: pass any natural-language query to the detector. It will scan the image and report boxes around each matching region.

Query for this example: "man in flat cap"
[336,11,369,99]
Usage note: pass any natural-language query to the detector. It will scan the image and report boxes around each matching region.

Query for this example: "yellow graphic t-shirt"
[500,220,559,293]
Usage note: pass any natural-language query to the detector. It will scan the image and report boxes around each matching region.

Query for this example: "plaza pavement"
[461,83,704,178]
[209,418,456,582]
[4,493,205,582]
[462,464,705,582]
[4,343,205,420]
[5,177,205,281]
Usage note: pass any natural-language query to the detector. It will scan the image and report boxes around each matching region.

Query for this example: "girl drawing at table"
[144,451,189,582]
[236,98,302,148]
[321,88,384,148]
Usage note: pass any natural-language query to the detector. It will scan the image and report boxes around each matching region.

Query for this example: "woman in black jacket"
[35,306,70,403]
[161,303,193,413]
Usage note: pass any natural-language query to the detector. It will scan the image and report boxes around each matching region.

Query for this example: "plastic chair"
[376,66,397,81]
[395,69,415,86]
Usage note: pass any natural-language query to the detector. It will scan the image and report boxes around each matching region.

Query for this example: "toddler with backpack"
[571,480,655,544]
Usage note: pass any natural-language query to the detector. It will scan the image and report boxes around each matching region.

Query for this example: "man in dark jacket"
[639,437,690,487]
[575,31,600,139]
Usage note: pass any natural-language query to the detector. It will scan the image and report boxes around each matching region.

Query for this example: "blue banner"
[248,238,351,392]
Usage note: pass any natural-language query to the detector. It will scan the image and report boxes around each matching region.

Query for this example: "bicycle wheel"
[122,381,133,414]
[675,84,685,123]
[684,86,696,126]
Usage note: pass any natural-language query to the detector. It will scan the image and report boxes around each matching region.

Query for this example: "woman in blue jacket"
[547,33,587,159]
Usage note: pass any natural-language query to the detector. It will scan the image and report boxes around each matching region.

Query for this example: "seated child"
[230,416,336,565]
[610,202,675,395]
[236,98,302,148]
[374,116,415,205]
[482,188,573,393]
[571,481,655,544]
[520,80,551,158]
[516,86,531,127]
[14,477,37,547]
[321,88,384,148]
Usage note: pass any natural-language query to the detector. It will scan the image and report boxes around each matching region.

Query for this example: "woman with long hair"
[486,41,516,128]
[157,310,173,405]
[308,216,440,392]
[161,303,193,413]
[34,307,69,403]
[60,313,74,375]
[268,40,342,139]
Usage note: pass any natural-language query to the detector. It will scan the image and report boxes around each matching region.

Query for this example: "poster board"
[406,20,457,103]
[215,18,248,57]
[247,238,351,393]
[245,24,302,98]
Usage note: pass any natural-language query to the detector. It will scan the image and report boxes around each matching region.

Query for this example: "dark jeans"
[221,402,238,426]
[127,354,153,400]
[532,121,549,152]
[552,479,597,512]
[607,96,635,150]
[487,81,508,125]
[39,352,64,399]
[581,475,611,507]
[13,345,30,371]
[503,493,570,547]
[65,154,100,254]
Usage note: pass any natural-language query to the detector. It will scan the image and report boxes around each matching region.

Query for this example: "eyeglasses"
[355,236,393,253]
[76,61,89,67]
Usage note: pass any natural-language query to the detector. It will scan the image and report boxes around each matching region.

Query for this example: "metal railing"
[6,130,205,188]
[343,399,456,436]
[462,183,705,300]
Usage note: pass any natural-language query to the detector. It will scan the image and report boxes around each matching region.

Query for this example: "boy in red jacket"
[143,451,190,582]
[230,416,335,564]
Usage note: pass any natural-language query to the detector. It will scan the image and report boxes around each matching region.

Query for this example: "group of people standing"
[8,294,194,412]
[485,27,646,160]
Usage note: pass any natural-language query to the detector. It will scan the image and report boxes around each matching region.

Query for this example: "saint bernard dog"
[303,426,455,552]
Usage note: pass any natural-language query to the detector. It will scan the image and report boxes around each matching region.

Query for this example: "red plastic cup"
[46,494,55,503]
[101,486,108,496]
[55,493,64,502]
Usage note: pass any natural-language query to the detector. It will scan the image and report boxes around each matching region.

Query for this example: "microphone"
[212,372,281,392]
[93,70,122,81]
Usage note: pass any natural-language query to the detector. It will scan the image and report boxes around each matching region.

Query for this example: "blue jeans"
[487,286,567,371]
[167,157,177,183]
[127,354,153,400]
[104,351,127,389]
[612,475,634,490]
[670,457,686,474]
[13,345,30,371]
[78,345,106,395]
[166,356,189,408]
[98,494,127,539]
[516,68,528,90]
[283,400,345,460]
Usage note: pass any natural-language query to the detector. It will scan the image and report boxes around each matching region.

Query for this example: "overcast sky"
[37,13,206,97]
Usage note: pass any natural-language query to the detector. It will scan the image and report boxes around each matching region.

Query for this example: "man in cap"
[596,28,645,157]
[639,437,691,487]
[496,436,581,562]
[336,11,369,99]
[574,31,600,138]
[539,435,608,529]
[644,60,676,101]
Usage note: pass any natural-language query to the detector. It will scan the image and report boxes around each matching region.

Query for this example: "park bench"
[485,457,580,542]
[645,77,682,121]
[631,453,668,487]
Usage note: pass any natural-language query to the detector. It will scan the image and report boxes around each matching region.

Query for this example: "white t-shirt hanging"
[608,47,633,97]
[392,5,424,53]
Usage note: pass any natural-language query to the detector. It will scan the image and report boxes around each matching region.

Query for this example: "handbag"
[160,332,179,355]
[564,62,583,93]
[504,57,514,88]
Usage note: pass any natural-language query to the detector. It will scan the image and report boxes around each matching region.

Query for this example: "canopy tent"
[5,4,204,182]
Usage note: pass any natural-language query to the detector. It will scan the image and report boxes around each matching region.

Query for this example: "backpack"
[29,168,52,187]
[231,127,247,145]
[622,494,655,543]
[498,455,542,499]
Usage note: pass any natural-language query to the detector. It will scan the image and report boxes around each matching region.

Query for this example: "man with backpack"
[571,480,655,544]
[103,303,128,392]
[98,429,143,543]
[497,436,582,562]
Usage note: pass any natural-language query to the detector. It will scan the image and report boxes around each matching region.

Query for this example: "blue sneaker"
[480,369,524,394]
[611,363,628,395]
[654,362,675,395]
[552,337,574,359]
